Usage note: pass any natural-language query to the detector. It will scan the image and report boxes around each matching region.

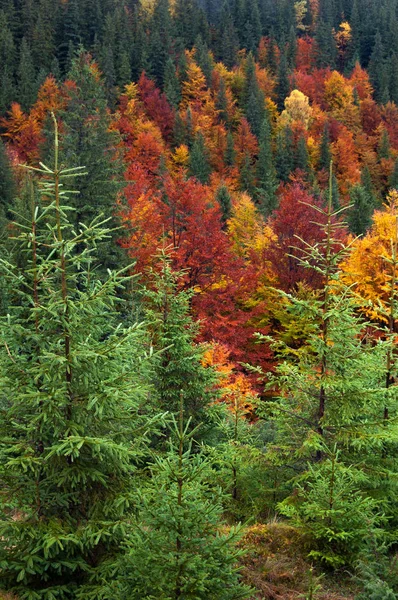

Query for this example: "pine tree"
[378,129,391,160]
[368,31,385,103]
[348,184,374,236]
[276,51,290,112]
[0,138,16,238]
[113,403,252,599]
[164,58,181,110]
[319,124,332,172]
[17,37,36,111]
[225,131,236,167]
[390,158,398,190]
[240,152,255,197]
[47,51,126,274]
[262,168,395,566]
[143,252,218,430]
[189,133,211,184]
[275,126,294,182]
[256,115,278,217]
[216,184,232,226]
[0,116,157,599]
[295,134,310,175]
[243,53,265,137]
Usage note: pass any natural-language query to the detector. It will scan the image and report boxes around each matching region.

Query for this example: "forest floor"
[238,521,357,600]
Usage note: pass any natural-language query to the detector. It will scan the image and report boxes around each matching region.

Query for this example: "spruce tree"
[143,251,218,431]
[0,116,157,599]
[47,50,126,274]
[113,404,252,600]
[262,167,395,567]
[348,184,374,236]
[189,133,211,184]
[276,51,290,112]
[0,138,16,238]
[216,184,232,225]
[164,58,181,110]
[256,115,278,217]
[17,37,37,111]
[275,126,294,182]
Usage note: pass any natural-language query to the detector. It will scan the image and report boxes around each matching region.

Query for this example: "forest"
[0,0,398,598]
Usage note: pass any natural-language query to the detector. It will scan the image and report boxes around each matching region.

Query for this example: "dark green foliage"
[368,31,386,103]
[275,126,294,182]
[378,129,391,160]
[113,409,252,600]
[216,77,229,123]
[256,115,278,216]
[243,53,265,137]
[194,34,214,85]
[217,184,232,225]
[143,253,218,429]
[240,152,255,196]
[49,50,126,273]
[348,184,374,235]
[315,21,337,69]
[295,134,310,174]
[164,58,181,110]
[225,131,236,167]
[276,51,290,112]
[17,37,37,111]
[390,158,398,190]
[0,138,16,234]
[149,0,173,87]
[189,133,211,183]
[279,452,383,568]
[319,125,331,172]
[0,120,156,599]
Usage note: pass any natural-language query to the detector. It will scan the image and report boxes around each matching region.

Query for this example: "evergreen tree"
[194,34,214,86]
[216,77,229,124]
[243,53,264,137]
[348,184,374,236]
[143,252,218,430]
[216,184,232,225]
[148,0,173,87]
[263,172,395,566]
[0,138,15,240]
[0,117,157,599]
[295,134,310,174]
[47,51,126,273]
[275,126,294,182]
[114,405,252,599]
[189,133,211,184]
[368,31,385,103]
[164,57,181,110]
[315,20,337,69]
[256,115,278,216]
[225,131,236,167]
[389,158,398,190]
[319,124,332,172]
[378,129,391,160]
[276,51,290,112]
[17,37,36,111]
[240,152,255,196]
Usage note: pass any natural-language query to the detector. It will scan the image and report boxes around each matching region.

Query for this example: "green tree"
[113,405,252,600]
[164,57,181,110]
[0,117,156,599]
[256,115,278,216]
[243,53,264,137]
[144,252,218,430]
[276,51,290,112]
[0,138,16,239]
[17,37,37,111]
[189,133,211,184]
[216,184,232,225]
[50,51,126,273]
[348,184,374,236]
[275,125,294,182]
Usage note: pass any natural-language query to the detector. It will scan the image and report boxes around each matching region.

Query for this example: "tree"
[53,51,126,273]
[0,139,16,237]
[276,51,290,112]
[189,132,211,183]
[164,58,182,110]
[114,405,252,599]
[348,184,374,236]
[143,252,218,430]
[0,117,156,598]
[256,115,278,216]
[17,37,37,111]
[216,184,232,225]
[264,175,394,566]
